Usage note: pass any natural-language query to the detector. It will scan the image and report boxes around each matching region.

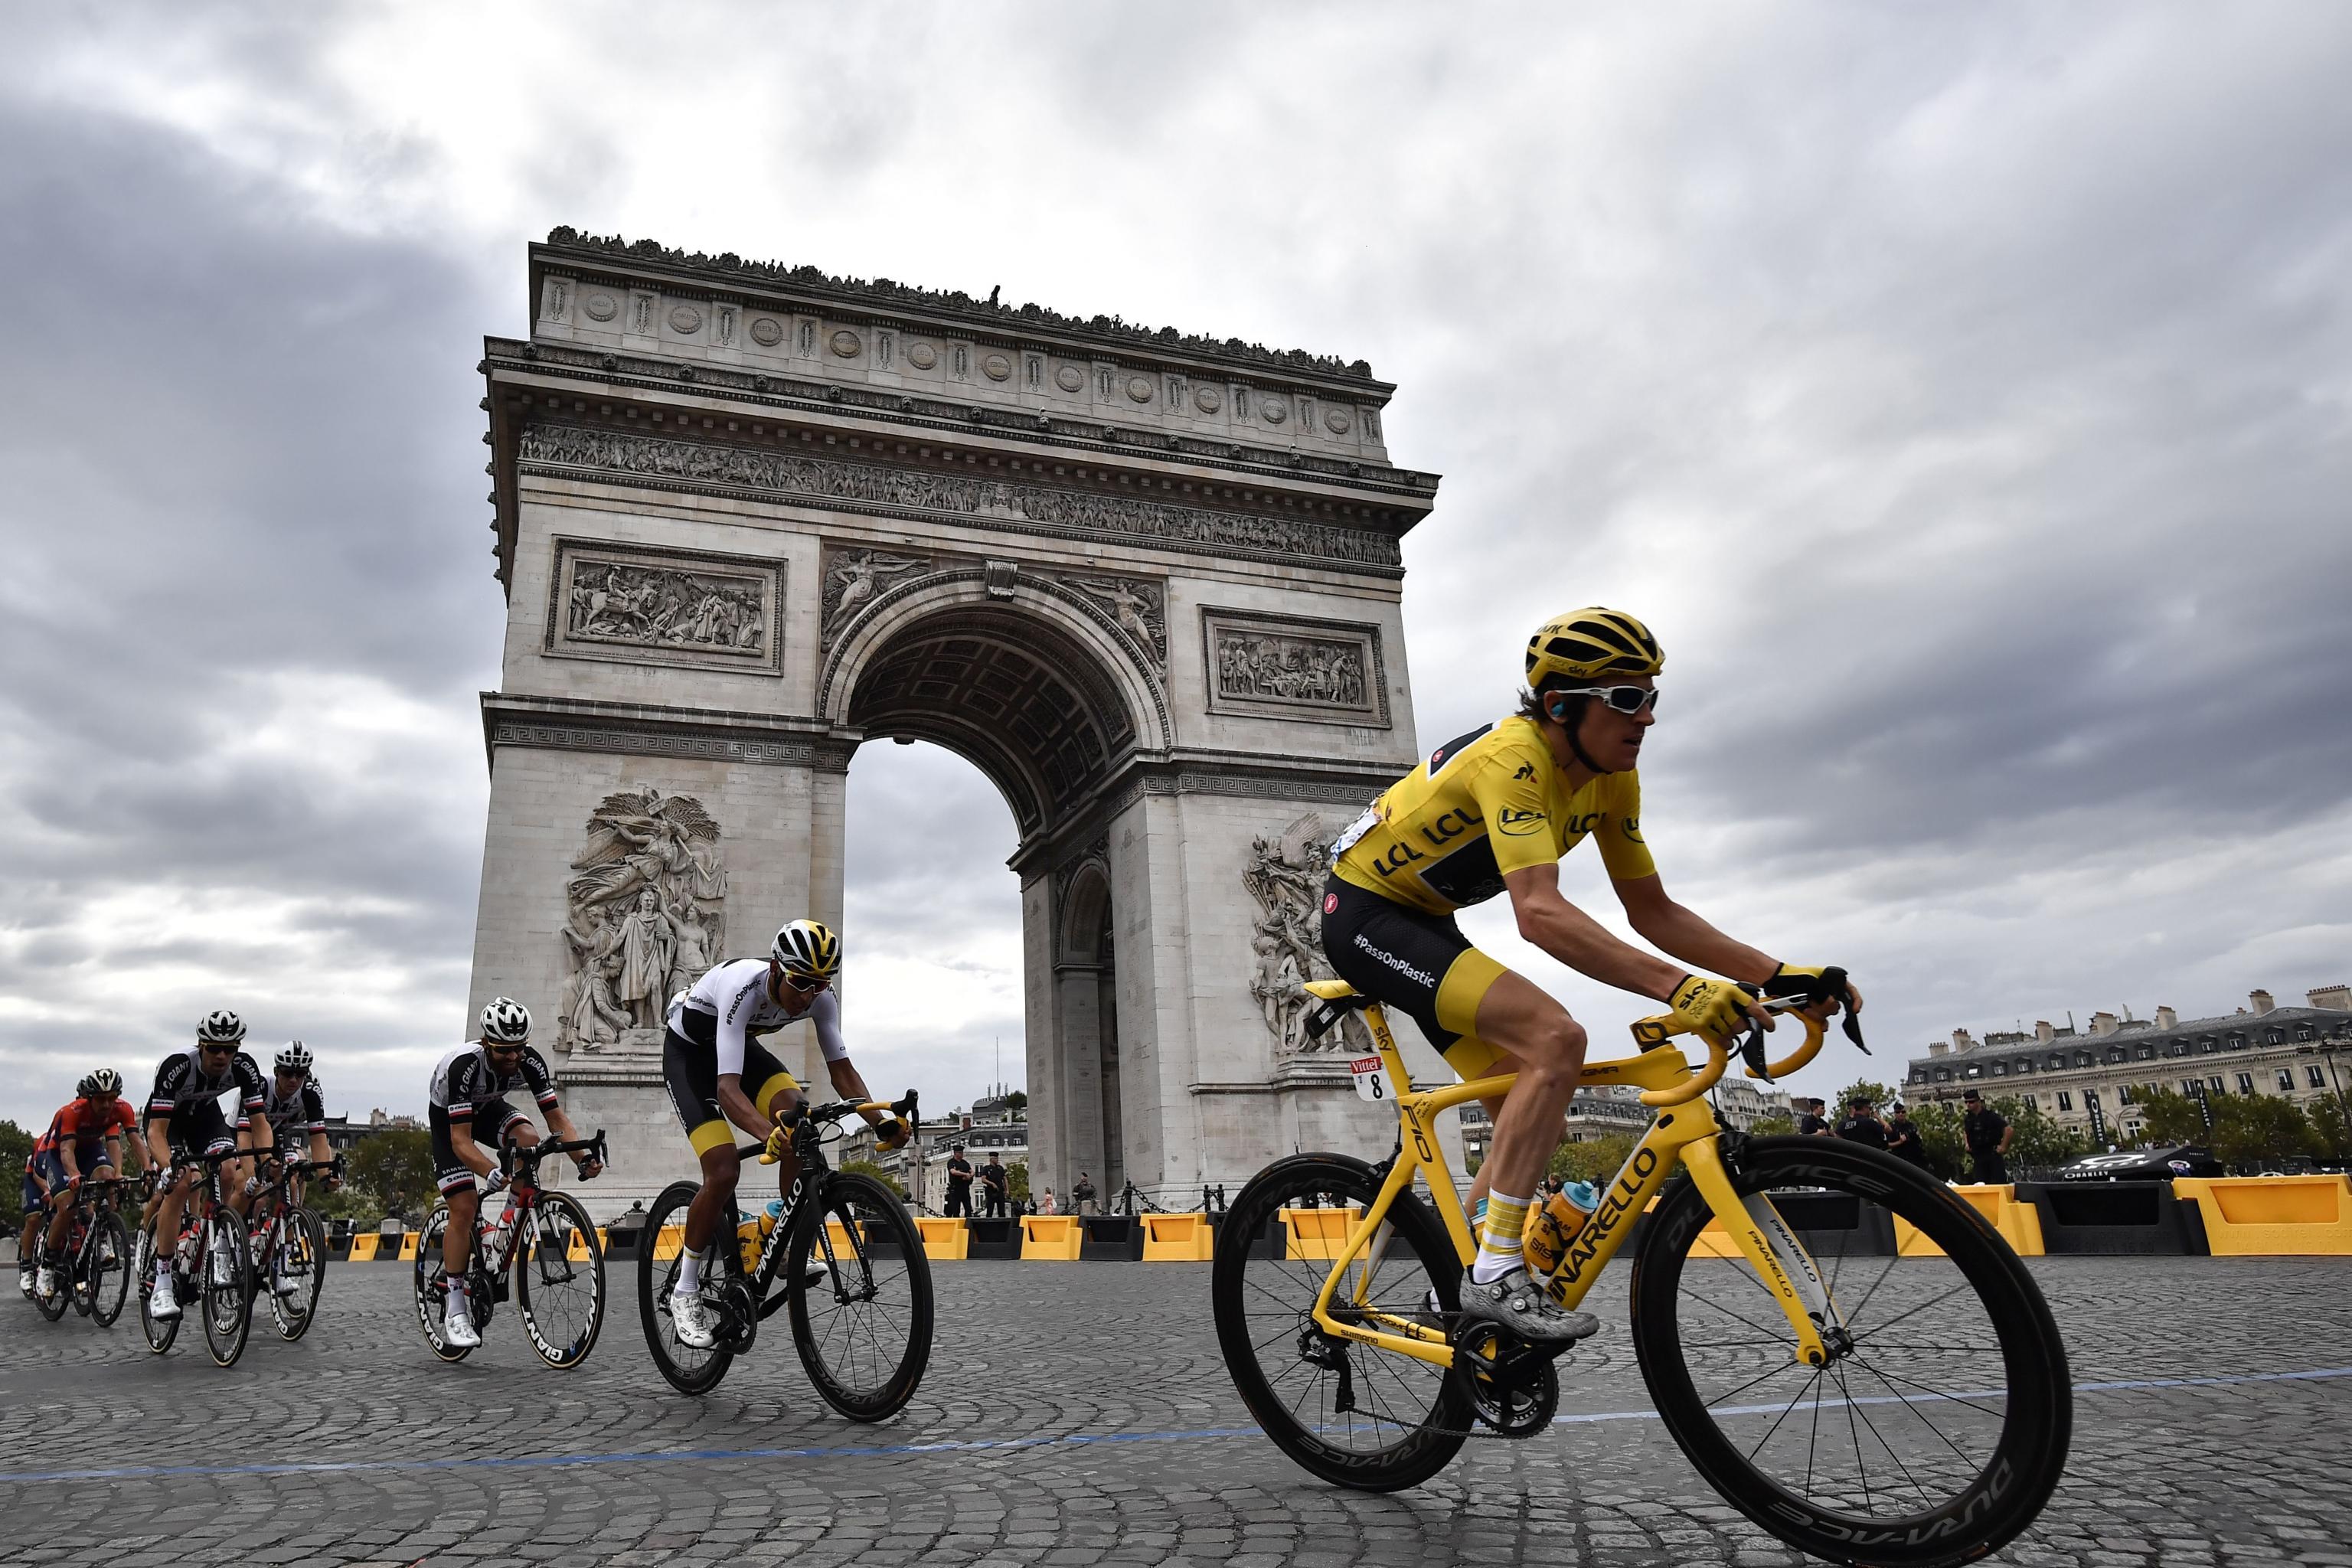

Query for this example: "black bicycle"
[637,1092,932,1418]
[135,1144,263,1366]
[414,1132,606,1367]
[29,1174,133,1328]
[248,1154,341,1341]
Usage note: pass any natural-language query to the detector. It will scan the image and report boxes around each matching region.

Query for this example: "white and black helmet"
[276,1040,314,1075]
[197,1009,247,1044]
[480,997,532,1044]
[770,919,841,985]
[79,1068,122,1099]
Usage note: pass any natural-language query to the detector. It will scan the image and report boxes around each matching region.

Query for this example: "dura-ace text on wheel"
[1631,1137,2072,1568]
[1211,1153,1472,1492]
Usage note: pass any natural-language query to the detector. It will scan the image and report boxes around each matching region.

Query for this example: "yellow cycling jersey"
[1332,715,1656,916]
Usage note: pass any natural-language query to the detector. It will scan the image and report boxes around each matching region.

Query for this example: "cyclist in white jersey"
[142,1010,274,1321]
[660,919,904,1349]
[424,998,601,1349]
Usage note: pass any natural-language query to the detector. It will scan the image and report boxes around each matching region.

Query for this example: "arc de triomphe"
[463,230,1453,1214]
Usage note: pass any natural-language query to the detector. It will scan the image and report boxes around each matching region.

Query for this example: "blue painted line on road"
[4,1364,2347,1486]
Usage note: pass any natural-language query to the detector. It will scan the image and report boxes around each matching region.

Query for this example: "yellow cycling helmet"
[1524,608,1664,688]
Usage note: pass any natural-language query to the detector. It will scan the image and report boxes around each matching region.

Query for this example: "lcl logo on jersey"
[1495,806,1549,837]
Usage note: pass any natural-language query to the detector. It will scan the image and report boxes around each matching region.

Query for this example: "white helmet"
[480,997,531,1044]
[276,1040,314,1075]
[197,1009,247,1044]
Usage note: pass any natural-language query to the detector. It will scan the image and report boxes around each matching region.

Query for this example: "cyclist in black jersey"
[142,1010,274,1321]
[1322,609,1860,1344]
[253,1042,340,1296]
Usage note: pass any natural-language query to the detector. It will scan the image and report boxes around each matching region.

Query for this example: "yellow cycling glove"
[1668,974,1760,1040]
[761,1122,792,1165]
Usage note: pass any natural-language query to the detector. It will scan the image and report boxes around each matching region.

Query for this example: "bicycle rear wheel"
[516,1190,606,1368]
[202,1208,253,1367]
[87,1210,132,1328]
[1631,1136,2071,1568]
[1210,1154,1472,1491]
[413,1203,473,1363]
[636,1180,732,1394]
[135,1230,181,1354]
[267,1206,328,1341]
[31,1231,68,1321]
[786,1171,933,1421]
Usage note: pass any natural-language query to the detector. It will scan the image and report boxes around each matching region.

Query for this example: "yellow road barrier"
[915,1217,970,1259]
[1896,1185,2047,1257]
[1281,1207,1353,1261]
[2172,1174,2352,1256]
[1021,1215,1083,1260]
[398,1233,420,1261]
[1142,1213,1214,1262]
[652,1222,687,1261]
[348,1234,379,1262]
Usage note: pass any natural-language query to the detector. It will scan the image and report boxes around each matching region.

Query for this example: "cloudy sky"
[2,5,2347,1135]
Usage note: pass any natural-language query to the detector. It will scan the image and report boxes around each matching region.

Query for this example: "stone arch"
[818,568,1171,838]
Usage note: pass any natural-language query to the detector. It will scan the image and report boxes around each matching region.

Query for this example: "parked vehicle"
[2057,1145,2223,1181]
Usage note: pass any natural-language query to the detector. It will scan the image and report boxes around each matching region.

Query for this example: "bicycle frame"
[1307,995,1847,1373]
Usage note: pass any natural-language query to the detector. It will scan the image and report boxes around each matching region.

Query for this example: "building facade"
[1903,985,2352,1144]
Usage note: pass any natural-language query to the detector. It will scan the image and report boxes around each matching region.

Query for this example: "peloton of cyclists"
[425,998,602,1350]
[18,1070,147,1302]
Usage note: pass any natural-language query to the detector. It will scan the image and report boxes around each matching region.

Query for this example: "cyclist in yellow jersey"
[1322,607,1861,1344]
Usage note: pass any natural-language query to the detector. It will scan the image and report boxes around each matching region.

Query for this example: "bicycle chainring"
[1453,1324,1560,1439]
[717,1278,759,1354]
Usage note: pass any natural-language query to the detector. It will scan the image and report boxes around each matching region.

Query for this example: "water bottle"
[735,1209,763,1273]
[1523,1181,1600,1277]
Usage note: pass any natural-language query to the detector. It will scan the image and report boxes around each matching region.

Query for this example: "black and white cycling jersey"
[146,1046,268,1128]
[665,959,846,1078]
[427,1043,559,1119]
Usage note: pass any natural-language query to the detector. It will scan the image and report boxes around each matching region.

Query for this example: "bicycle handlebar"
[1632,995,1840,1109]
[736,1090,921,1164]
[504,1132,607,1174]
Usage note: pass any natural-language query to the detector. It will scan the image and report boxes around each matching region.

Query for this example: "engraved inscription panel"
[1202,608,1387,727]
[544,538,784,675]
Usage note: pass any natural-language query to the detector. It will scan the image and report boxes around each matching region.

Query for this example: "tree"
[1004,1160,1031,1203]
[1835,1080,1900,1116]
[1749,1113,1795,1138]
[2210,1095,2315,1171]
[346,1129,435,1223]
[0,1119,31,1230]
[1994,1096,2088,1170]
[1003,1091,1028,1114]
[1548,1134,1638,1187]
[2309,1096,2352,1166]
[1907,1102,1968,1179]
[2132,1086,2209,1147]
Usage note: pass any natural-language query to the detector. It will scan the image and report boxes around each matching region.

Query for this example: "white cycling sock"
[1469,1191,1532,1285]
[676,1246,704,1294]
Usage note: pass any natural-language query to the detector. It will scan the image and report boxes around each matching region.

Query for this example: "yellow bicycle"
[1211,982,2070,1568]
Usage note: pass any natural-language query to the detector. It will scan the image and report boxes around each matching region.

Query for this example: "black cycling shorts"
[1320,874,1512,1078]
[663,1019,802,1158]
[160,1099,239,1162]
[429,1099,528,1195]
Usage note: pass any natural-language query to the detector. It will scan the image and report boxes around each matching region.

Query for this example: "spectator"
[943,1145,973,1219]
[1795,1096,1833,1136]
[1884,1102,1932,1171]
[1962,1090,2014,1184]
[979,1152,1009,1218]
[1073,1171,1098,1216]
[1835,1096,1887,1150]
[1037,1187,1058,1216]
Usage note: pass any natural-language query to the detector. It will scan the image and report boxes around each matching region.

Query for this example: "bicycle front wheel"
[202,1208,253,1367]
[1631,1136,2071,1568]
[31,1233,68,1321]
[515,1190,605,1368]
[788,1171,933,1421]
[1210,1153,1472,1492]
[413,1204,472,1363]
[267,1206,328,1341]
[87,1210,132,1328]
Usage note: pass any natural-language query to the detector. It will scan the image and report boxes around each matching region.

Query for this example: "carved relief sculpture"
[1067,575,1167,665]
[821,547,930,642]
[560,789,727,1053]
[1201,609,1387,726]
[1242,812,1361,1057]
[545,540,782,675]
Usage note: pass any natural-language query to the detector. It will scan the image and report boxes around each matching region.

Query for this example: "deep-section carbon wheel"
[30,1231,68,1322]
[637,1180,731,1394]
[86,1209,132,1328]
[135,1230,181,1354]
[266,1205,328,1341]
[413,1203,472,1363]
[1631,1136,2072,1568]
[1211,1153,1472,1492]
[201,1207,253,1367]
[515,1190,605,1368]
[787,1171,933,1421]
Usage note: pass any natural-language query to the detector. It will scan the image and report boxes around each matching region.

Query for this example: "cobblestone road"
[2,1255,2348,1567]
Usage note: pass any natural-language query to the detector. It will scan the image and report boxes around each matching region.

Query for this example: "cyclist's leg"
[741,1040,804,1202]
[664,1031,738,1282]
[428,1107,480,1276]
[43,1155,77,1254]
[1461,970,1586,1264]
